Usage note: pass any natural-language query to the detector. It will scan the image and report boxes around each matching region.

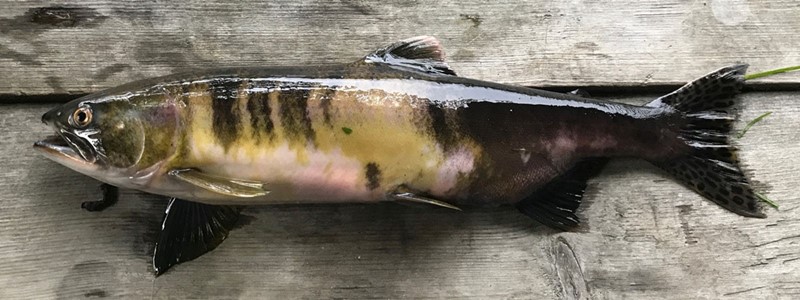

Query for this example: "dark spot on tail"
[210,78,243,149]
[365,162,381,190]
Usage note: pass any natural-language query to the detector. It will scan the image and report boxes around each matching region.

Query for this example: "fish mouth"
[34,131,98,166]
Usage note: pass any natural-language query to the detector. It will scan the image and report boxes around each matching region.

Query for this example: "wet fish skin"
[34,36,764,275]
[39,63,676,205]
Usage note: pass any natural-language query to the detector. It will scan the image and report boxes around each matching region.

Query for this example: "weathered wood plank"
[1,92,797,299]
[0,0,798,98]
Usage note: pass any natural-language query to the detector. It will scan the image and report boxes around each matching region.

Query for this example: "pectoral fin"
[169,169,269,197]
[390,192,461,211]
[153,198,241,275]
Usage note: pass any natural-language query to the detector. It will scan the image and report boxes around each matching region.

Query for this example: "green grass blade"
[754,191,779,209]
[737,112,772,138]
[744,65,800,80]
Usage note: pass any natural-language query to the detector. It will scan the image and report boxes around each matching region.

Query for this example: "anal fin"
[516,159,607,230]
[153,198,241,275]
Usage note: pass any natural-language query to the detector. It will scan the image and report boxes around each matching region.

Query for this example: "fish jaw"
[34,134,103,176]
[34,134,150,189]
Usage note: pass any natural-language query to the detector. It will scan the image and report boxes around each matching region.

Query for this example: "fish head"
[35,87,181,186]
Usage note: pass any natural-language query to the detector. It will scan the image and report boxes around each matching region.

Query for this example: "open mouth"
[34,134,82,161]
[33,131,96,164]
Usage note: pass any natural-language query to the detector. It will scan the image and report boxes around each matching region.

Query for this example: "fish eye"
[71,106,93,128]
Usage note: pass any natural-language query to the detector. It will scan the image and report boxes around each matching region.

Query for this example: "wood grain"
[0,0,799,98]
[1,92,797,299]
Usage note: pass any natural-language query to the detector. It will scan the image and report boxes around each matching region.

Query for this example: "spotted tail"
[646,64,765,217]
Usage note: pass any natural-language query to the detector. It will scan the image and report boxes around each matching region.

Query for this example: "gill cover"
[88,101,147,169]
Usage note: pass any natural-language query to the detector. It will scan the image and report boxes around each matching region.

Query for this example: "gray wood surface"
[1,0,799,97]
[1,92,798,299]
[2,0,800,299]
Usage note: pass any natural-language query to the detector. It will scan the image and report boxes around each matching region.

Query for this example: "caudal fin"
[647,64,764,217]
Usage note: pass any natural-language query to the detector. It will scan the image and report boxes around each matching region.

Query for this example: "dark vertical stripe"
[176,83,192,160]
[319,90,333,127]
[245,87,274,141]
[279,88,315,143]
[427,103,456,149]
[210,78,242,149]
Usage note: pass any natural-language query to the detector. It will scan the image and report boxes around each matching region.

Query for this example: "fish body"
[34,36,765,274]
[66,65,672,206]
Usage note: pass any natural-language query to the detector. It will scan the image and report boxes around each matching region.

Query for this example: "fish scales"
[174,76,484,204]
[145,71,672,206]
[35,36,770,274]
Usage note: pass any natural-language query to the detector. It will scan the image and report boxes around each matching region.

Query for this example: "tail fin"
[647,64,765,218]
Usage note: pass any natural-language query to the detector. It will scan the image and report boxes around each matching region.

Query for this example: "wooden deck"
[1,1,798,299]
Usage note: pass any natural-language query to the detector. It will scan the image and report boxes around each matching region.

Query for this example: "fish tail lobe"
[646,64,765,218]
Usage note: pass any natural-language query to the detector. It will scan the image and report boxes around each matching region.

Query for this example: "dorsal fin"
[364,36,457,76]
